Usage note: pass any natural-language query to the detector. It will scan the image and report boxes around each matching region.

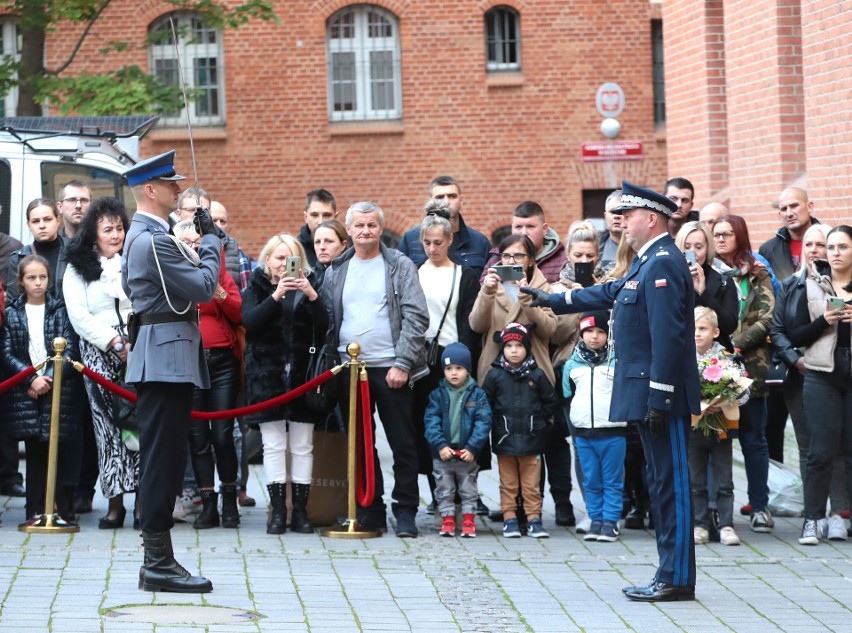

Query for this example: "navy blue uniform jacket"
[547,234,700,421]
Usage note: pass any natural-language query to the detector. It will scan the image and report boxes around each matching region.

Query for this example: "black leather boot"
[267,483,286,535]
[193,490,219,529]
[290,483,313,534]
[139,531,213,593]
[220,483,240,529]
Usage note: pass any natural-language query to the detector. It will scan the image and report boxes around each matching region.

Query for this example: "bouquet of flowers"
[693,351,752,437]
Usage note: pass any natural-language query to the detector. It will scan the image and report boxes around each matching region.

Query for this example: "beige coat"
[469,266,558,385]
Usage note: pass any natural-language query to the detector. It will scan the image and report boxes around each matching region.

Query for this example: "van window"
[0,160,10,235]
[40,162,136,215]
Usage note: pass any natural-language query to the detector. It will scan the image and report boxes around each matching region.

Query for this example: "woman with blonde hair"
[558,220,606,287]
[242,233,328,534]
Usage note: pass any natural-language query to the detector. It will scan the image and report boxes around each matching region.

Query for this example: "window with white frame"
[0,20,20,116]
[485,6,520,71]
[149,13,225,126]
[326,6,401,121]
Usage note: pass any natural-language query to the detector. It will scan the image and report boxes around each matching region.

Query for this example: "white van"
[0,115,159,243]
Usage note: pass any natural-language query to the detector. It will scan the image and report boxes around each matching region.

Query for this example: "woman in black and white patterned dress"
[63,197,139,528]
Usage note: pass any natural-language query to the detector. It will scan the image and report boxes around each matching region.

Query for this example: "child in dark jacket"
[482,322,557,538]
[423,342,491,538]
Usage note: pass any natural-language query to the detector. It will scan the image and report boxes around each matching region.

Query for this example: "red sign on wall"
[581,141,643,162]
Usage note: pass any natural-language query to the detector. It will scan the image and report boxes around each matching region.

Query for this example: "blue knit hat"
[441,342,473,374]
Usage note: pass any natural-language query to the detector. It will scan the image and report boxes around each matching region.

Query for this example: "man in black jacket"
[297,189,338,269]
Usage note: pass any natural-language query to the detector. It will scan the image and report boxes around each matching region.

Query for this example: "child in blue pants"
[562,311,626,541]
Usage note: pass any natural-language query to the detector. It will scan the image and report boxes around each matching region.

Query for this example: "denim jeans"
[738,396,769,512]
[802,348,852,520]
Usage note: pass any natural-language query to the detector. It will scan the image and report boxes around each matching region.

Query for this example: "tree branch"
[44,0,112,76]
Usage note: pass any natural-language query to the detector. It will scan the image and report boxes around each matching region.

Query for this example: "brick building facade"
[664,0,851,243]
[38,0,668,256]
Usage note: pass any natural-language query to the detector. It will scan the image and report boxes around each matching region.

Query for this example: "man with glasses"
[398,176,492,277]
[58,180,92,239]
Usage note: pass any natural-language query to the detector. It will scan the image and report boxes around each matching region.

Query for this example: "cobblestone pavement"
[1,424,850,632]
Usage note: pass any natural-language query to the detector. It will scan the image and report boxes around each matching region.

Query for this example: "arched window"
[149,13,225,126]
[327,6,402,121]
[485,6,521,71]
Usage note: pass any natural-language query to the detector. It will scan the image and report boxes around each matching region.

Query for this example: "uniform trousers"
[137,381,194,533]
[638,415,695,587]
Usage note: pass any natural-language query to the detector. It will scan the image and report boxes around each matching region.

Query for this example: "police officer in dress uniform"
[121,151,221,593]
[522,180,700,602]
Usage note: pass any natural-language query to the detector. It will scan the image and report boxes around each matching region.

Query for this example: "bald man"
[698,202,728,231]
[758,187,820,281]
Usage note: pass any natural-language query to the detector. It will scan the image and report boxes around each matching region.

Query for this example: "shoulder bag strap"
[432,265,458,341]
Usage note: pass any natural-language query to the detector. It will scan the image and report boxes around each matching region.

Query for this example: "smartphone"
[828,296,846,311]
[684,250,697,267]
[574,261,595,287]
[493,265,524,282]
[285,255,301,278]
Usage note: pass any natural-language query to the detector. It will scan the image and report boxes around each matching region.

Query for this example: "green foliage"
[6,0,278,115]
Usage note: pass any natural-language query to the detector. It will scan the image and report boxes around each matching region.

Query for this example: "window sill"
[486,71,524,88]
[328,120,404,136]
[148,126,228,142]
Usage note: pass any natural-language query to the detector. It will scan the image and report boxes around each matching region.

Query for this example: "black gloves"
[519,286,551,308]
[643,407,669,437]
[193,206,217,237]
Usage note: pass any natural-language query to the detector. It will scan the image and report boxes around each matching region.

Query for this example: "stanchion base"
[321,519,382,539]
[19,513,80,534]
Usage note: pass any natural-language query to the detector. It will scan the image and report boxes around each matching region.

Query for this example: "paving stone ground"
[1,421,850,632]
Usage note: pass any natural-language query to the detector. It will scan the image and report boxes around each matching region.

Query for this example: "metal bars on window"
[485,6,520,71]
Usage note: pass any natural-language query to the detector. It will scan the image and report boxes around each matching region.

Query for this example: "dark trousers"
[189,349,239,488]
[75,403,99,502]
[543,415,573,505]
[766,391,788,463]
[338,366,420,517]
[623,425,649,514]
[688,433,734,529]
[0,438,23,489]
[137,381,194,533]
[24,435,81,520]
[638,415,695,587]
[802,349,852,520]
[738,396,770,512]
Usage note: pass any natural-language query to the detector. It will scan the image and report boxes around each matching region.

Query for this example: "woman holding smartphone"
[786,225,852,545]
[242,234,328,534]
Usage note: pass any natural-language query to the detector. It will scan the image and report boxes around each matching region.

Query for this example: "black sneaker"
[555,502,576,527]
[475,497,490,516]
[395,510,418,538]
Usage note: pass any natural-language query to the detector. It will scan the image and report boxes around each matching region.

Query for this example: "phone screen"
[574,262,595,287]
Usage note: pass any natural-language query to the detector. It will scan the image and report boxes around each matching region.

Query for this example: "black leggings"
[188,348,239,488]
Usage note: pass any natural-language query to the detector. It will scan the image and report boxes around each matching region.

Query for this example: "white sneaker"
[172,495,188,522]
[720,526,740,546]
[750,509,774,532]
[817,517,829,539]
[827,515,848,541]
[575,517,592,534]
[694,527,709,544]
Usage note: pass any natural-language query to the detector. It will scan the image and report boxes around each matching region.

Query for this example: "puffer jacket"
[423,378,492,459]
[482,360,558,457]
[0,293,82,441]
[242,267,329,426]
[561,346,625,437]
[322,243,429,381]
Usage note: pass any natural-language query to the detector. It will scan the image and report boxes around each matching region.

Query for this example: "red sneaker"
[439,515,456,537]
[740,504,752,516]
[461,514,477,538]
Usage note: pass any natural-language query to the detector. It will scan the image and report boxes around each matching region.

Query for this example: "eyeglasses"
[500,252,527,263]
[61,197,91,206]
[713,231,735,241]
[181,239,202,247]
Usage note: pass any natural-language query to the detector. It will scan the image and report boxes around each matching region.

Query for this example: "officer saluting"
[121,151,221,593]
[523,180,699,602]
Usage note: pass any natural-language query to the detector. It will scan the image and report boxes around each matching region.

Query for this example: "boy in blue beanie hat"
[423,342,492,537]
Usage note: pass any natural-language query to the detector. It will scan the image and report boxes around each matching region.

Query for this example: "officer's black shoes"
[624,581,695,602]
[139,531,213,593]
[621,578,656,595]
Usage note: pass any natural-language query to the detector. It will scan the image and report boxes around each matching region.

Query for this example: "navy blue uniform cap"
[612,180,678,217]
[124,150,186,186]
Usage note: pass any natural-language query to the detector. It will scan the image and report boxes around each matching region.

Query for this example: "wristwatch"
[216,289,227,300]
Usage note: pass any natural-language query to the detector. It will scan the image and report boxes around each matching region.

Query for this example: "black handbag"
[426,265,457,367]
[304,333,336,415]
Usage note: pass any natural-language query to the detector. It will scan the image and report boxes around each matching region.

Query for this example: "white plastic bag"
[767,459,804,517]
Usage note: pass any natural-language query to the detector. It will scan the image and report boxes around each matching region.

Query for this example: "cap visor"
[157,174,186,181]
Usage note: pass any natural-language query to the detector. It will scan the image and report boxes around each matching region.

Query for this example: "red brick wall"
[665,0,849,246]
[40,0,667,256]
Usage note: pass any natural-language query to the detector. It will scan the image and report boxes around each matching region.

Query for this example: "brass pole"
[20,338,80,534]
[321,342,381,539]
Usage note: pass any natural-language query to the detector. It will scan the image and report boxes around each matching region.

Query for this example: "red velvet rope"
[77,364,338,420]
[356,375,375,507]
[0,365,38,393]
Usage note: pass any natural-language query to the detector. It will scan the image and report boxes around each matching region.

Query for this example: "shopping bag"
[767,459,804,517]
[306,430,348,526]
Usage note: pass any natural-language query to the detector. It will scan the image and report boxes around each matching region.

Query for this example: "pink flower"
[703,364,723,382]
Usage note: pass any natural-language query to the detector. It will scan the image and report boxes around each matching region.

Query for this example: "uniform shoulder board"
[655,250,670,256]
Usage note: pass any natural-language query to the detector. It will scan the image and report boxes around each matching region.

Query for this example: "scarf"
[576,340,608,366]
[497,354,536,378]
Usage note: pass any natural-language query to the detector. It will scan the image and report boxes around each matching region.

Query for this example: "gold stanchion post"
[322,342,381,539]
[20,337,80,534]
